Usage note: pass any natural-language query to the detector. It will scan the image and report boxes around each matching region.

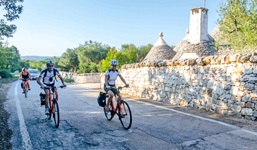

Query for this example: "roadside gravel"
[0,79,15,150]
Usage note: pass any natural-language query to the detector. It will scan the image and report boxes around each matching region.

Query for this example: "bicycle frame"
[43,85,64,128]
[21,78,29,98]
[110,91,122,115]
[104,85,132,129]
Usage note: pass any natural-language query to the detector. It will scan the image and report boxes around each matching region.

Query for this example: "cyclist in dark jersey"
[19,67,32,90]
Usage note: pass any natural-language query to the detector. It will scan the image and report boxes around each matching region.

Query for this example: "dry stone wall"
[60,72,100,83]
[112,53,257,120]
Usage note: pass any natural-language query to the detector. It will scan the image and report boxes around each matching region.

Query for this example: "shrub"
[64,78,74,83]
[0,70,12,78]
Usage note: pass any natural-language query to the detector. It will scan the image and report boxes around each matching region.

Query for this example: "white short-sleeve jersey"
[39,68,60,85]
[105,69,120,86]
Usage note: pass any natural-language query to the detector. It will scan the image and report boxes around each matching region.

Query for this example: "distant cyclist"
[19,67,32,91]
[104,59,129,112]
[37,60,66,115]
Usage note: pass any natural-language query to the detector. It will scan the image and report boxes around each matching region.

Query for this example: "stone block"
[250,55,257,63]
[241,108,253,116]
[224,55,231,64]
[203,56,212,65]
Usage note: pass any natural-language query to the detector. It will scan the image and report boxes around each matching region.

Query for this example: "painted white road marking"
[15,82,32,149]
[133,100,257,136]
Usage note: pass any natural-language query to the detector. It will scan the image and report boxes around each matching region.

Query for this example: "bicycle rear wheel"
[53,100,60,128]
[119,100,132,129]
[104,102,114,121]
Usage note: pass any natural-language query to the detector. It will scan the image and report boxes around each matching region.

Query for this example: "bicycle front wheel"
[104,102,114,121]
[119,100,132,129]
[24,86,27,98]
[53,100,60,128]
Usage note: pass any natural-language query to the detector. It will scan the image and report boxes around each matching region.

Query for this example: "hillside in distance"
[21,56,59,61]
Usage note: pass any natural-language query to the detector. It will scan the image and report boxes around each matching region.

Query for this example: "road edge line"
[133,100,257,136]
[15,82,32,149]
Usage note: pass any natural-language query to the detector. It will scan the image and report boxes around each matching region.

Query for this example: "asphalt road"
[5,80,257,149]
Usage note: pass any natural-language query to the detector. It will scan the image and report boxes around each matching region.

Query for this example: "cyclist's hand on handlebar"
[60,84,66,88]
[40,85,45,89]
[105,85,110,91]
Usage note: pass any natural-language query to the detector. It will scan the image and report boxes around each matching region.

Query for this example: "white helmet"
[110,59,118,66]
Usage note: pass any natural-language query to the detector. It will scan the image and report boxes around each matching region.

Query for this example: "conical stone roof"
[172,34,217,60]
[142,32,176,63]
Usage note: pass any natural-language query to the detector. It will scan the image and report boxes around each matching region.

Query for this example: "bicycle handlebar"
[41,85,66,89]
[109,84,129,90]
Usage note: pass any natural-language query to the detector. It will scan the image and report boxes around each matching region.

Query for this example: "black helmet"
[46,60,54,67]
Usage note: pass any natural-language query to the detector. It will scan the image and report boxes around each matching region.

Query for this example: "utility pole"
[204,0,206,8]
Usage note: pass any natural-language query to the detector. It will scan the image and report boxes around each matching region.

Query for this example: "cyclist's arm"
[118,74,128,85]
[19,72,22,79]
[105,74,109,86]
[27,72,32,79]
[37,76,44,89]
[57,75,66,87]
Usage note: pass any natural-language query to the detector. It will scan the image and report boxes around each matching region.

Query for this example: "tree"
[218,0,257,52]
[59,48,79,72]
[76,40,110,73]
[0,0,24,39]
[0,45,20,71]
[99,49,118,72]
[137,44,153,62]
[120,44,138,63]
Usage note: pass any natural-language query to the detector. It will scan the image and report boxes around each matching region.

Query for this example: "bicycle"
[42,85,65,128]
[21,78,30,98]
[104,85,132,129]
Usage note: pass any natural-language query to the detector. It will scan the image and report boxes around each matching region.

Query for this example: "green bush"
[0,70,12,78]
[64,78,74,83]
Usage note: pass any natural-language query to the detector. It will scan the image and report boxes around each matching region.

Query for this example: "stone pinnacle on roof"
[142,32,176,63]
[173,7,217,60]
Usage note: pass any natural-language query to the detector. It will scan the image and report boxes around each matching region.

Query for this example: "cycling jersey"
[39,68,60,86]
[106,69,120,86]
[21,73,30,79]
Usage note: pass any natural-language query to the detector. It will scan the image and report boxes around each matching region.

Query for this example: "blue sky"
[5,0,224,56]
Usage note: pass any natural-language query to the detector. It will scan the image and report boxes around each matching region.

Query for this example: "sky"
[4,0,225,56]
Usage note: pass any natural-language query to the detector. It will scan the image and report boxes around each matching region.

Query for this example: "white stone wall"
[60,72,100,83]
[105,53,257,120]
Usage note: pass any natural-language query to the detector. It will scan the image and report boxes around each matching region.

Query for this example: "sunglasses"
[112,65,117,67]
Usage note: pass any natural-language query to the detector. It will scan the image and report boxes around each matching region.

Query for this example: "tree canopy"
[218,0,257,53]
[0,0,23,39]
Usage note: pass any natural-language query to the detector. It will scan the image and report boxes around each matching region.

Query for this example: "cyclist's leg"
[54,88,58,100]
[44,89,50,108]
[25,80,29,91]
[27,80,30,90]
[106,90,114,111]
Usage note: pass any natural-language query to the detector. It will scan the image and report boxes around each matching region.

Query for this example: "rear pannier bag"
[97,92,106,107]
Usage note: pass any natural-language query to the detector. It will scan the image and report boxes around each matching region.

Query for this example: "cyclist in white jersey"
[104,59,129,111]
[37,60,66,114]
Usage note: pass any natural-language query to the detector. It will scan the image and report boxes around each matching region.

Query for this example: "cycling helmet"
[46,60,54,67]
[110,59,118,66]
